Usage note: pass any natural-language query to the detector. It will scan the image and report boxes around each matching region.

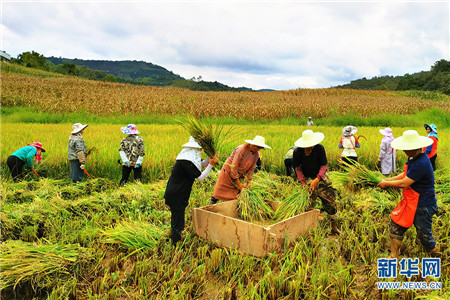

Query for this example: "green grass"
[2,106,449,127]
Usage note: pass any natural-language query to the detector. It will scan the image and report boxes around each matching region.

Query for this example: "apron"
[390,163,419,228]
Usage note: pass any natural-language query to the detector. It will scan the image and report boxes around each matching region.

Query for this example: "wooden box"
[192,200,321,257]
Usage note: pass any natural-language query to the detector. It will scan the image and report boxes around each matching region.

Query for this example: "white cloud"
[2,1,448,90]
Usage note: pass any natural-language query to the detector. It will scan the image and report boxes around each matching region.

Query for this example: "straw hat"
[71,123,89,134]
[27,142,46,152]
[121,124,140,135]
[391,130,433,150]
[379,127,393,136]
[295,130,324,148]
[245,135,271,149]
[182,136,202,149]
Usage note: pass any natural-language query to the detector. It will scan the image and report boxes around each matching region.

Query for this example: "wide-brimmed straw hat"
[245,135,271,149]
[424,124,437,134]
[391,130,433,150]
[27,142,46,152]
[379,127,393,137]
[295,130,325,148]
[121,124,140,135]
[71,123,89,134]
[182,136,202,149]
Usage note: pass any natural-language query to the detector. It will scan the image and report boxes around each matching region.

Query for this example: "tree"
[15,51,48,70]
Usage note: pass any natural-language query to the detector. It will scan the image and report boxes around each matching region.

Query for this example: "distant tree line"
[335,59,450,95]
[10,51,248,91]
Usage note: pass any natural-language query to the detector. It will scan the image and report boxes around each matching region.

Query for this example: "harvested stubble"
[0,240,80,289]
[273,189,309,221]
[102,220,168,252]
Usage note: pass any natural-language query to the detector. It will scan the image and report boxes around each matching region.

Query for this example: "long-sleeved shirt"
[119,135,145,165]
[11,146,37,167]
[293,144,328,181]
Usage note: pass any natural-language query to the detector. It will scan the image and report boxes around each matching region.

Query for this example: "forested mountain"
[334,59,450,95]
[46,57,182,81]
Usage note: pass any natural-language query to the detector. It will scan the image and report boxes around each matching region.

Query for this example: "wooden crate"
[192,200,321,257]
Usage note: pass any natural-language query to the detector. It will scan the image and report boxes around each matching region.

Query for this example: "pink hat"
[379,127,393,137]
[28,142,46,152]
[121,124,140,135]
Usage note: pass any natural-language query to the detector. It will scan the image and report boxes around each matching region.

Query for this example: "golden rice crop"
[2,64,449,119]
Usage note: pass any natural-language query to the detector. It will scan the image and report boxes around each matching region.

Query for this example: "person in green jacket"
[7,142,46,182]
[68,123,88,183]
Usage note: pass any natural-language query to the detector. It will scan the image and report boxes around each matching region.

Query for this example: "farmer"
[338,125,360,164]
[424,124,438,171]
[377,127,396,176]
[307,116,314,127]
[68,123,88,183]
[378,130,438,258]
[293,130,341,235]
[119,124,145,186]
[284,145,296,177]
[209,135,271,205]
[164,137,218,244]
[7,142,46,182]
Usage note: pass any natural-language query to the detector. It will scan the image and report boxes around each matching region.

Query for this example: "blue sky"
[2,0,448,90]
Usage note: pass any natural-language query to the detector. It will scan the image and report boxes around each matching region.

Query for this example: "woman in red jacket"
[423,124,438,171]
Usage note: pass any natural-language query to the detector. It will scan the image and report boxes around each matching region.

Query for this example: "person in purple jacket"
[377,127,396,176]
[7,142,46,182]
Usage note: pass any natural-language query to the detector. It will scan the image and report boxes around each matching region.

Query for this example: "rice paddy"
[1,64,449,298]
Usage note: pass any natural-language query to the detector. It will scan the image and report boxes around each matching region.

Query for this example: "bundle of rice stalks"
[237,188,274,222]
[273,189,309,221]
[1,240,80,290]
[102,220,168,252]
[178,115,234,158]
[337,159,383,188]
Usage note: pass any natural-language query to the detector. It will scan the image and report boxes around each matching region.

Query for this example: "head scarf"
[380,127,395,143]
[34,147,43,163]
[176,147,202,171]
[342,126,357,137]
[426,124,438,139]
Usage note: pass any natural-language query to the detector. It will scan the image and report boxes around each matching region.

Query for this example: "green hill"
[334,59,450,95]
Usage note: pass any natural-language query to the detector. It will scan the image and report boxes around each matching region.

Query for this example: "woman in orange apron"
[209,136,271,204]
[378,130,439,258]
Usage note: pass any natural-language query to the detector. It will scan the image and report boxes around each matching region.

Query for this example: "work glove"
[135,156,144,168]
[119,151,130,167]
[80,164,85,170]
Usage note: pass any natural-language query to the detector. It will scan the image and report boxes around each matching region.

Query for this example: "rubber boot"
[389,238,402,258]
[331,219,341,235]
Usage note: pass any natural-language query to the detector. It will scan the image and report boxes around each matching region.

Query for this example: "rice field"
[1,63,449,299]
[1,123,448,182]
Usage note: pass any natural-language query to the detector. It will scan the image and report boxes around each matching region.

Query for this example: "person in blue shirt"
[378,130,438,258]
[7,142,46,182]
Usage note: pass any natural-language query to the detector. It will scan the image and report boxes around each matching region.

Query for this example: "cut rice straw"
[178,115,234,158]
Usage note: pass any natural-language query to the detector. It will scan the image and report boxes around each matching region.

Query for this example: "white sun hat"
[182,136,202,149]
[71,123,89,134]
[391,130,433,150]
[245,135,271,149]
[295,130,325,148]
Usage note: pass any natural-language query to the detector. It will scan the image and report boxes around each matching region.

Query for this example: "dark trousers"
[284,158,294,176]
[7,155,26,182]
[309,177,338,218]
[429,154,437,171]
[120,166,142,185]
[70,160,84,182]
[170,208,185,244]
[342,156,358,165]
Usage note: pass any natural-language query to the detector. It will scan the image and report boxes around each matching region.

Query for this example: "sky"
[1,0,449,90]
